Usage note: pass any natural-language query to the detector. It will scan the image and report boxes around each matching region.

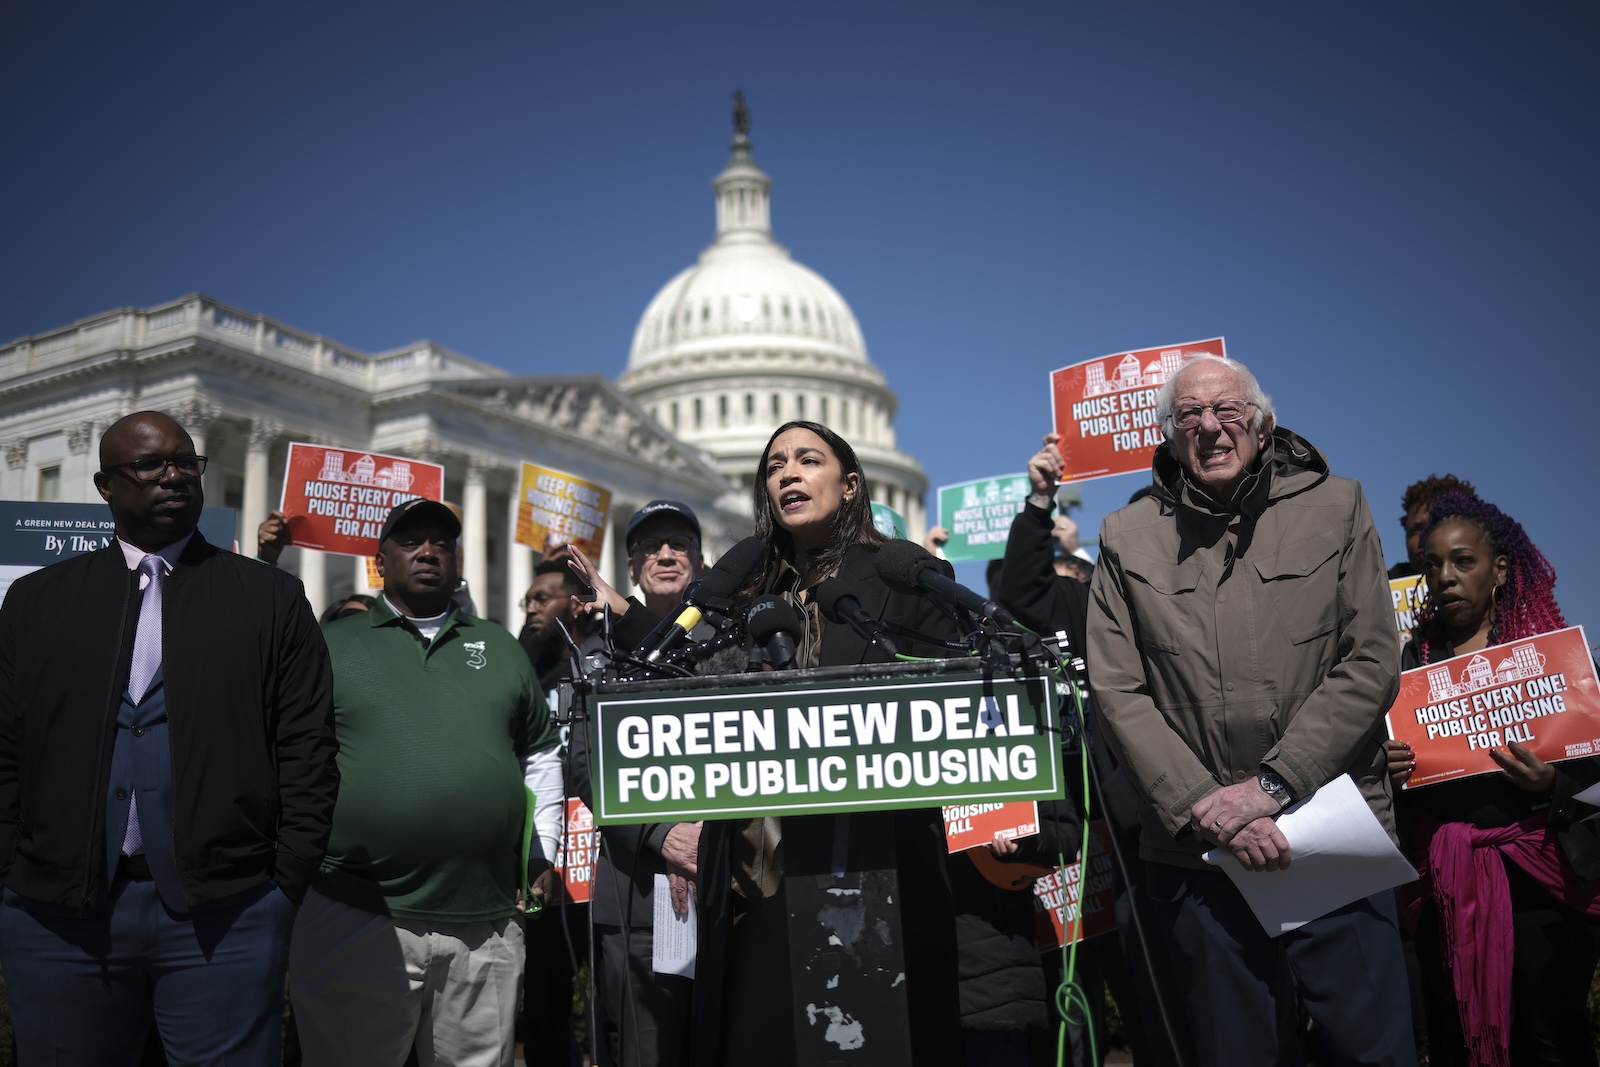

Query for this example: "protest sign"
[279,444,444,557]
[588,668,1062,825]
[935,474,1030,563]
[1049,338,1227,483]
[514,463,611,559]
[871,501,908,541]
[1391,575,1428,639]
[1387,626,1600,789]
[1034,820,1118,950]
[944,800,1040,853]
[0,501,237,605]
[557,798,599,904]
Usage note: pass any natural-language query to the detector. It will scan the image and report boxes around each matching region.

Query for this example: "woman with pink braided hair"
[1388,491,1600,1067]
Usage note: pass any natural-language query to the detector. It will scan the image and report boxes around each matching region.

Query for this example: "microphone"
[746,595,801,670]
[813,579,900,658]
[637,536,768,664]
[874,540,1019,629]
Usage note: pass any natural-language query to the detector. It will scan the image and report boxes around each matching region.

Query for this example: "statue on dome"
[732,90,751,137]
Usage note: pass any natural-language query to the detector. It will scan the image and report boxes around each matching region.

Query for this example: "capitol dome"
[619,106,928,535]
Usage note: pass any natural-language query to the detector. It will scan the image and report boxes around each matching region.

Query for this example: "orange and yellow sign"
[514,463,611,559]
[1390,575,1428,639]
[1049,338,1227,483]
[1386,626,1600,789]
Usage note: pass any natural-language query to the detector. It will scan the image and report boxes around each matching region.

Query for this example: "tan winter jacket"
[1087,427,1400,869]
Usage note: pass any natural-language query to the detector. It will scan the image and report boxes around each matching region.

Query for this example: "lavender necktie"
[122,553,165,856]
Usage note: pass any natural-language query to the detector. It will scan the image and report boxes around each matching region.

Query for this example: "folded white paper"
[651,872,698,978]
[1202,774,1418,935]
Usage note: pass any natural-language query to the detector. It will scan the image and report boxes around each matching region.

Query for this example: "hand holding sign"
[1027,432,1063,501]
[1488,741,1556,794]
[1386,626,1600,789]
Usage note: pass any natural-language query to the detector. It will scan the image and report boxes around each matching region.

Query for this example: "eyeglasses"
[102,455,208,482]
[1170,401,1257,431]
[522,591,569,612]
[630,535,698,558]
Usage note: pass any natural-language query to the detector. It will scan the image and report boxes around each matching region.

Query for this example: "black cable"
[1070,675,1189,1067]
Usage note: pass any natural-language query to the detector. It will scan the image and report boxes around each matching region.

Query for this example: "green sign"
[871,501,908,540]
[936,474,1030,562]
[589,668,1062,824]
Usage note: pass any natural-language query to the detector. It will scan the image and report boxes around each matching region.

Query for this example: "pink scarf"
[1400,814,1600,1067]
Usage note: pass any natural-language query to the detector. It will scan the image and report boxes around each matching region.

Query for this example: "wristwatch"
[1258,768,1294,811]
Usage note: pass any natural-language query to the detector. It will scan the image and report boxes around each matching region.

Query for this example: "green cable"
[1052,642,1097,1067]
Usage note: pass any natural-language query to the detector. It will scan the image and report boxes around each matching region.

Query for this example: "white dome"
[628,243,867,369]
[627,141,867,370]
[617,121,929,538]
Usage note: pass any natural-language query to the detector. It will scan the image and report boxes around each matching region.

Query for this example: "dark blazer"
[692,541,966,1067]
[0,533,338,910]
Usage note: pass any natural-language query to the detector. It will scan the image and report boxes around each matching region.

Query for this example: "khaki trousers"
[290,888,525,1067]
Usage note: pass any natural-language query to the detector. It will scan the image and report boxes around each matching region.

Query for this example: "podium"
[572,658,1063,1065]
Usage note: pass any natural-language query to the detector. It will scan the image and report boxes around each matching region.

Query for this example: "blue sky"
[3,1,1597,632]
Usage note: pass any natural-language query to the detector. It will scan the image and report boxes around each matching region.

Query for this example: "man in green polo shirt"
[289,499,562,1067]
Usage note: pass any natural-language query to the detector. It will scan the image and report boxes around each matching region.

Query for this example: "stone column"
[298,548,327,620]
[242,419,279,550]
[506,499,531,630]
[4,438,29,501]
[172,399,220,502]
[66,421,97,503]
[601,514,626,596]
[463,457,489,614]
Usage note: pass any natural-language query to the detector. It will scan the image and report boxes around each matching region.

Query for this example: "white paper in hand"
[651,872,697,978]
[1202,774,1418,935]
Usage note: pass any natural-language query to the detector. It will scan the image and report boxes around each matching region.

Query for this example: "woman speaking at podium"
[701,420,964,1067]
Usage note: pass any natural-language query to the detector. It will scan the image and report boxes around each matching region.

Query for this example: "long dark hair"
[1413,491,1564,664]
[743,420,886,598]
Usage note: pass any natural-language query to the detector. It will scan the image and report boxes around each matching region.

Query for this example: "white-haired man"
[1086,355,1414,1065]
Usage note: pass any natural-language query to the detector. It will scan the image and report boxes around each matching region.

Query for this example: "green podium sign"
[587,661,1063,825]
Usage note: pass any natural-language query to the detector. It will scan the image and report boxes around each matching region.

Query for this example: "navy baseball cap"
[624,500,701,545]
[378,498,461,545]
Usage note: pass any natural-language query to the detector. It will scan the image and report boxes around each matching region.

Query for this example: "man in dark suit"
[0,410,338,1064]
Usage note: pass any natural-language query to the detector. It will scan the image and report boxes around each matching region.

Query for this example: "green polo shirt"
[315,597,556,922]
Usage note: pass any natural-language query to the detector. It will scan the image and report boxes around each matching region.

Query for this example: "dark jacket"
[565,600,697,929]
[1089,427,1400,868]
[999,499,1143,834]
[0,534,338,910]
[692,541,966,1067]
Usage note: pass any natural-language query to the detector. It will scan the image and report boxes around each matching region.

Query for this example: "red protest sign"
[557,798,599,904]
[944,800,1040,853]
[1034,820,1118,950]
[1049,339,1227,483]
[279,444,445,557]
[1387,626,1600,789]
